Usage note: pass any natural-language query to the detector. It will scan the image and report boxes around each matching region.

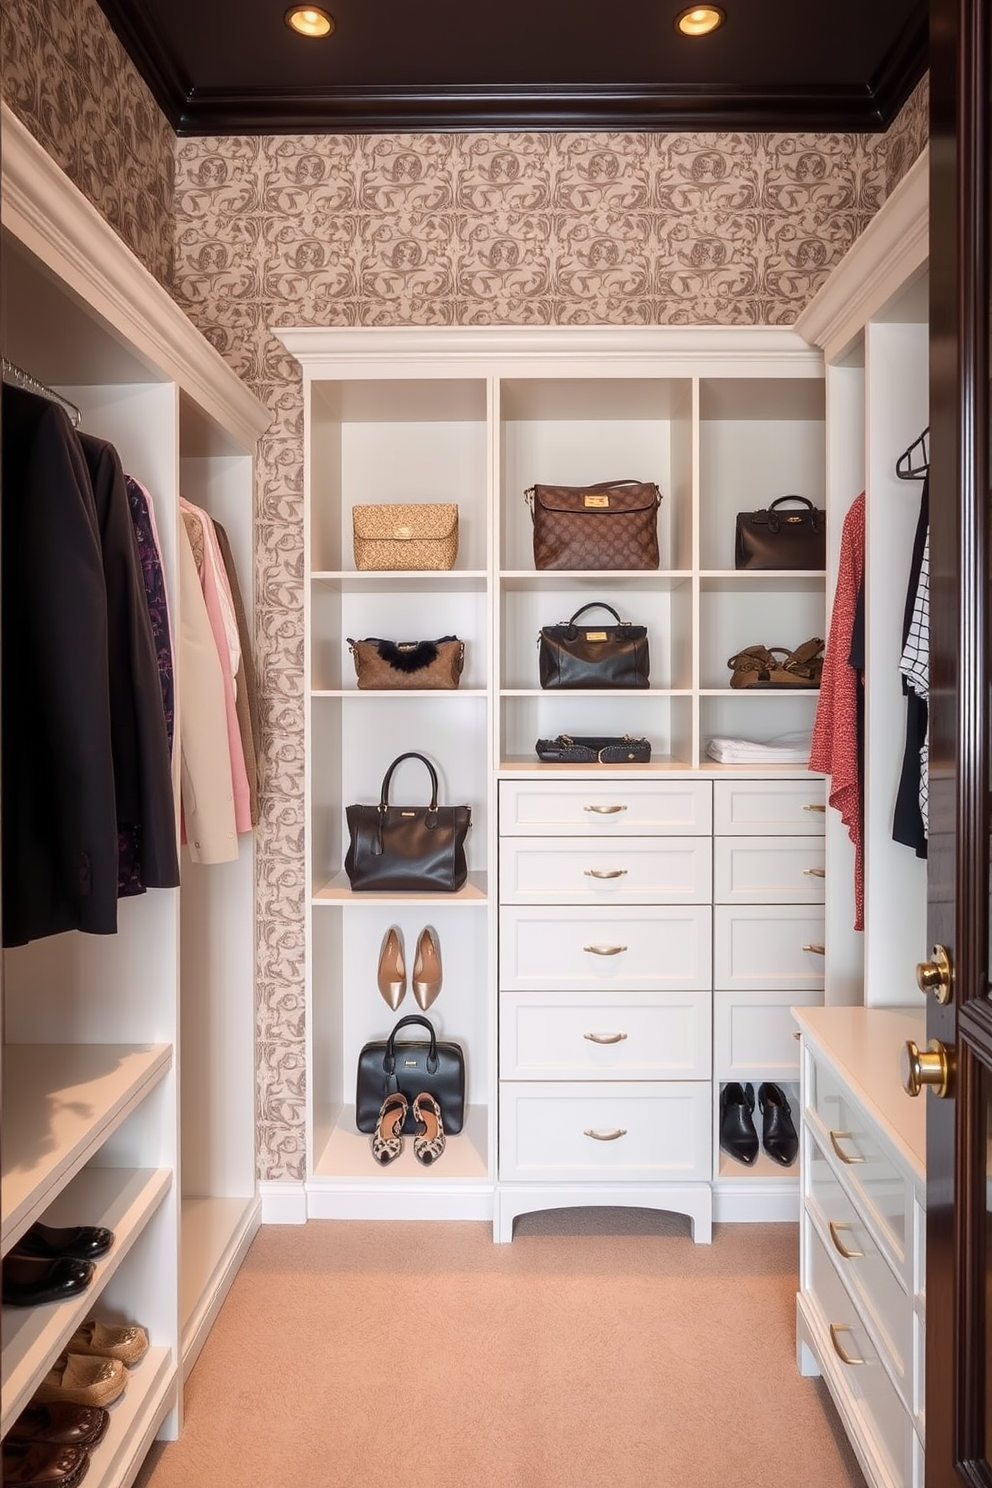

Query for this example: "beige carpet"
[134,1210,865,1488]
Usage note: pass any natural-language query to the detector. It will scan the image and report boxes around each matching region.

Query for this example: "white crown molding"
[274,323,823,379]
[1,104,269,445]
[796,147,929,363]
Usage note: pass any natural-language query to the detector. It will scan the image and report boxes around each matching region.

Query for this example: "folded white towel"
[706,730,812,764]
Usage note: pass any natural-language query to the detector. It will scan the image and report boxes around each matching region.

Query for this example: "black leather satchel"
[535,734,652,764]
[355,1014,465,1135]
[538,602,650,689]
[344,751,471,892]
[734,495,826,570]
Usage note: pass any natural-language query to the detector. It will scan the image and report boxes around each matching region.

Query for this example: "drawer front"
[714,988,822,1080]
[713,836,825,904]
[807,1134,912,1402]
[499,1081,711,1182]
[807,1057,914,1273]
[714,906,826,990]
[499,837,712,905]
[499,990,711,1081]
[498,780,712,836]
[499,906,712,992]
[713,779,826,836]
[806,1227,913,1488]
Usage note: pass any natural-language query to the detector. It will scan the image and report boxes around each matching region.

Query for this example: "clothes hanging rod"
[1,357,82,427]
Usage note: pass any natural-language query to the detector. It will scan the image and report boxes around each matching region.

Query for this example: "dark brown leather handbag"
[535,734,652,764]
[347,635,465,690]
[344,751,471,892]
[356,1014,465,1135]
[734,496,826,570]
[538,603,650,689]
[526,479,662,570]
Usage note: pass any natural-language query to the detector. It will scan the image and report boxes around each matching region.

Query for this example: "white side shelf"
[1,1044,172,1249]
[83,1347,175,1488]
[180,1196,261,1379]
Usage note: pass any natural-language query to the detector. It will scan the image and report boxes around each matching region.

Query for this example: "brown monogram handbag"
[526,479,662,570]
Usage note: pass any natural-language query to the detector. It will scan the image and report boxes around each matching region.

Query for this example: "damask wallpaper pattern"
[2,0,928,1180]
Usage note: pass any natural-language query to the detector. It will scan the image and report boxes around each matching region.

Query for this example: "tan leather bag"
[352,502,458,571]
[347,635,465,689]
[526,480,662,570]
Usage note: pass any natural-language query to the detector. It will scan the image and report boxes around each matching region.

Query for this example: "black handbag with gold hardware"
[535,734,652,764]
[734,496,826,570]
[538,603,650,689]
[355,1014,465,1135]
[344,752,471,892]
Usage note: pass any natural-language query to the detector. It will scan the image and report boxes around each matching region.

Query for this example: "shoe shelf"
[1,1045,173,1252]
[310,1102,489,1183]
[1,1167,172,1435]
[180,1197,260,1379]
[81,1346,174,1488]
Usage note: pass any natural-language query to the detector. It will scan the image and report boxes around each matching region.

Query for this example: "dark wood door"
[927,0,992,1482]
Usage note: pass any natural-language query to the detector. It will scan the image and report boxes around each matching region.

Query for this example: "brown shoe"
[6,1401,109,1447]
[1,1440,90,1486]
[66,1320,149,1366]
[34,1354,127,1409]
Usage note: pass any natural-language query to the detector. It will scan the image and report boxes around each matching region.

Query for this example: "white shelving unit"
[0,102,269,1477]
[277,321,841,1236]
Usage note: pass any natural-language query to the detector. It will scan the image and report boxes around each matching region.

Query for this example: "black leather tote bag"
[734,495,826,570]
[344,751,471,892]
[356,1014,465,1134]
[538,602,650,689]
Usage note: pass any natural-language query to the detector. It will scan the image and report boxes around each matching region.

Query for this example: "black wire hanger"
[896,426,929,480]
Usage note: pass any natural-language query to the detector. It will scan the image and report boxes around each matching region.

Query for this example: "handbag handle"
[378,751,439,814]
[565,602,625,628]
[383,1013,439,1076]
[765,496,824,534]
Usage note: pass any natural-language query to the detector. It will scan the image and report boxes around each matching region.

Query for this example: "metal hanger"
[896,426,929,480]
[1,357,82,428]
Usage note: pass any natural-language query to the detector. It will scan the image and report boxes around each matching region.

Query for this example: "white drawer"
[499,990,711,1080]
[499,837,712,905]
[499,779,712,835]
[499,906,712,992]
[713,905,826,990]
[714,988,822,1080]
[498,1081,711,1182]
[713,836,825,904]
[713,779,826,835]
[807,1133,912,1405]
[806,1226,914,1488]
[806,1056,914,1276]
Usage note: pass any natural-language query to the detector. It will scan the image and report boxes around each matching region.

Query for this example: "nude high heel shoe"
[377,926,406,1010]
[412,926,442,1010]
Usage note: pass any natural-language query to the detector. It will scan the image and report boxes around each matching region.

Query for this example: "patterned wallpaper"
[1,0,928,1181]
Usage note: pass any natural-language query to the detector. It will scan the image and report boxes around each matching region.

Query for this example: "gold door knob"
[900,1038,955,1099]
[916,944,953,1004]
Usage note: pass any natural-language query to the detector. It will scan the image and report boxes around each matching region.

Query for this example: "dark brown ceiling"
[96,0,928,136]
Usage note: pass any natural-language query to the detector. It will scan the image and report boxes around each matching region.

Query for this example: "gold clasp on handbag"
[584,630,608,641]
[583,493,610,508]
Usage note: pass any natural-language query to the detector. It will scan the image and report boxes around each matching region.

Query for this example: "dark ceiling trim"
[867,0,929,126]
[174,82,909,137]
[96,0,192,129]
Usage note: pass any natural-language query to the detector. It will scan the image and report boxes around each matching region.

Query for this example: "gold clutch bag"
[352,502,459,571]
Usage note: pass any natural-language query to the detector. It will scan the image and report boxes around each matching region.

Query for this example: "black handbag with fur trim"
[347,635,465,689]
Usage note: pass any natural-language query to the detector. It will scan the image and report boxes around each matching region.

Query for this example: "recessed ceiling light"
[675,6,726,35]
[285,6,334,37]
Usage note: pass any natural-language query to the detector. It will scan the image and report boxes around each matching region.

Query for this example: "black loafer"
[1,1254,95,1307]
[13,1221,114,1262]
[720,1081,759,1165]
[758,1081,799,1166]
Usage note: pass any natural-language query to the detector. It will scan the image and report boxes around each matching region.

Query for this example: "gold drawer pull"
[803,943,826,955]
[584,804,627,814]
[584,868,628,879]
[803,867,826,878]
[829,1130,866,1165]
[803,803,826,813]
[583,1128,628,1141]
[584,944,627,956]
[828,1221,865,1260]
[583,1032,628,1045]
[829,1324,865,1366]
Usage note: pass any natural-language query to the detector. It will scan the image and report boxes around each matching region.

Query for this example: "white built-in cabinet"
[0,104,269,1482]
[792,150,930,1488]
[278,319,843,1239]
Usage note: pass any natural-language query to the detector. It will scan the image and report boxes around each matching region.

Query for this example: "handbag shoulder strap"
[566,602,623,627]
[379,752,439,812]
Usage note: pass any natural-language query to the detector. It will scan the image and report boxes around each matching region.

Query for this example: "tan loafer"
[67,1319,149,1366]
[34,1352,128,1408]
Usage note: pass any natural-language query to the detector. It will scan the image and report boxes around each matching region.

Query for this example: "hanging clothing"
[125,474,175,760]
[810,492,866,931]
[893,477,929,854]
[213,519,261,826]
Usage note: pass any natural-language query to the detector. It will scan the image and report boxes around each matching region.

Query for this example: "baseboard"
[305,1182,493,1222]
[259,1181,308,1224]
[712,1184,801,1223]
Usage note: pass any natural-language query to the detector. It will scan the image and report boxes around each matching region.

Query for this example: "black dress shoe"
[1,1255,95,1307]
[14,1222,114,1262]
[758,1082,799,1166]
[720,1081,759,1165]
[7,1401,110,1447]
